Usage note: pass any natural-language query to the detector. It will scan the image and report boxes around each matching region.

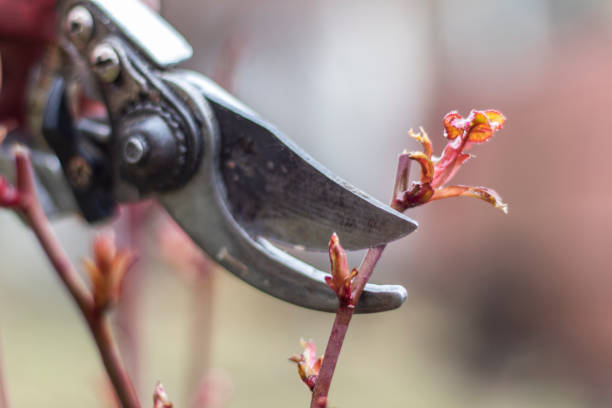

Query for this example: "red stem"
[8,149,141,408]
[351,244,387,304]
[309,246,386,408]
[310,154,411,408]
[309,304,353,408]
[88,314,140,408]
[14,150,94,312]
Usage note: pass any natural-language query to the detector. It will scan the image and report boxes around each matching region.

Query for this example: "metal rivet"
[91,43,121,83]
[123,135,148,164]
[66,6,94,45]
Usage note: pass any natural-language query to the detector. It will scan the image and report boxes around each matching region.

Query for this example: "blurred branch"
[0,332,8,408]
[153,382,173,408]
[89,316,140,408]
[9,148,94,311]
[157,214,222,401]
[0,149,141,408]
[187,275,215,397]
[113,202,156,395]
[212,33,246,92]
[190,370,233,408]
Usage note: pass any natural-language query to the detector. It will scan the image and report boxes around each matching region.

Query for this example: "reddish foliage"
[289,340,323,391]
[324,233,358,307]
[395,110,508,213]
[84,232,137,311]
[153,382,173,408]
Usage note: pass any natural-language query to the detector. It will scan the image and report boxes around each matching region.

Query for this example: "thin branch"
[351,244,387,306]
[3,149,141,408]
[310,154,411,408]
[88,315,140,408]
[0,331,8,408]
[13,149,94,312]
[114,202,155,394]
[187,273,215,399]
[309,304,353,408]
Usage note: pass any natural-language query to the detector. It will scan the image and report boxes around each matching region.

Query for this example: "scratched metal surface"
[182,72,417,252]
[158,72,408,313]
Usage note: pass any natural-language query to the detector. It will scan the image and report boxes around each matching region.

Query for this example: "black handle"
[42,77,116,223]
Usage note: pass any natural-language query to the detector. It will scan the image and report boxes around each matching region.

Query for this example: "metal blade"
[157,143,408,313]
[158,177,408,313]
[157,72,408,312]
[180,72,417,251]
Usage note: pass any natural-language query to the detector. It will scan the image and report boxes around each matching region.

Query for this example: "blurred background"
[1,0,612,406]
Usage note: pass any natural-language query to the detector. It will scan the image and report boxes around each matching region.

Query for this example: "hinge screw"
[91,43,121,83]
[66,6,94,45]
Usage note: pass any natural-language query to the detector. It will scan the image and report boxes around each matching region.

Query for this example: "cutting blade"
[181,72,417,251]
[157,72,410,312]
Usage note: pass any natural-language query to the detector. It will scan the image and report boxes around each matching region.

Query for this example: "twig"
[114,202,155,395]
[156,213,218,401]
[12,149,94,312]
[3,149,141,408]
[310,154,411,408]
[187,273,215,399]
[88,315,140,408]
[0,331,8,408]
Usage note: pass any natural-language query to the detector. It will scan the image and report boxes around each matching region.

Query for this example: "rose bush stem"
[310,155,411,408]
[309,245,386,408]
[9,150,141,408]
[352,244,387,303]
[88,315,140,408]
[309,303,352,408]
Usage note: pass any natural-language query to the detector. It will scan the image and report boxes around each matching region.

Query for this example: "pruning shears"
[0,0,417,313]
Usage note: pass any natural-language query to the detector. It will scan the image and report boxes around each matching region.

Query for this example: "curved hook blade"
[179,72,417,251]
[159,179,407,313]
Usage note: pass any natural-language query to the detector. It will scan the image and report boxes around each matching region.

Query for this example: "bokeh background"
[2,0,612,406]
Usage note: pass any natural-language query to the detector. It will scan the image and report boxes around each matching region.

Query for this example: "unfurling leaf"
[408,151,434,184]
[84,232,136,311]
[289,339,323,391]
[395,110,508,213]
[153,382,173,408]
[443,111,464,140]
[432,185,508,214]
[325,233,358,306]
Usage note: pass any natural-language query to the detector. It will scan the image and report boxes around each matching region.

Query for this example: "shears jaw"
[157,72,409,313]
[256,238,408,313]
[33,1,414,313]
[160,185,408,313]
[180,72,418,252]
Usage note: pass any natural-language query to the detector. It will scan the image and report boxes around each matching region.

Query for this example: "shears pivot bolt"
[123,135,149,165]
